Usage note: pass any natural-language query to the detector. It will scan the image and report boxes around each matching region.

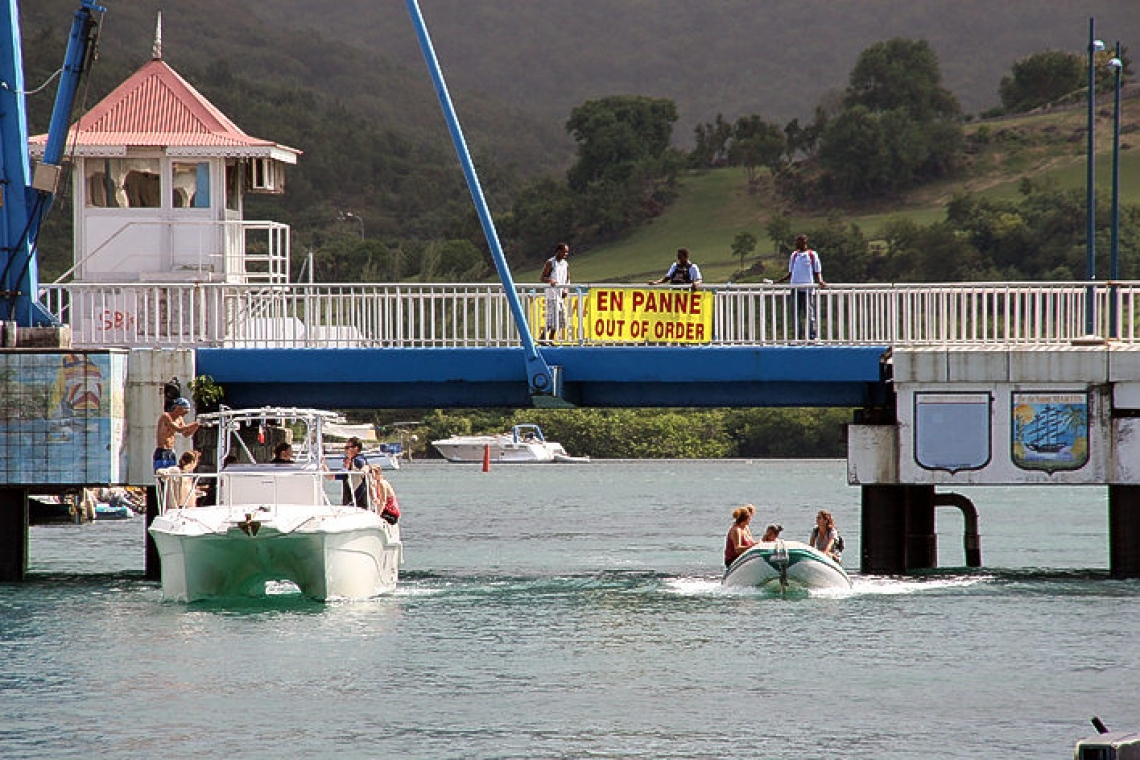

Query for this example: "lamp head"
[1107,57,1123,70]
[1093,39,1106,52]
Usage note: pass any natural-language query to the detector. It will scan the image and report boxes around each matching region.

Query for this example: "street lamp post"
[1108,45,1123,337]
[1086,19,1106,335]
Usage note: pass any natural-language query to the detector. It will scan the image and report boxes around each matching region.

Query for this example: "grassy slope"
[521,102,1140,285]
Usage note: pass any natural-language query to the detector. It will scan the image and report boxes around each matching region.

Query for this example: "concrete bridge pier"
[145,487,160,580]
[0,488,28,581]
[1109,485,1140,579]
[860,485,937,574]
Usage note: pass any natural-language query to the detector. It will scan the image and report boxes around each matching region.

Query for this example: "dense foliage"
[502,96,686,266]
[411,408,852,460]
[998,50,1086,113]
[761,181,1140,283]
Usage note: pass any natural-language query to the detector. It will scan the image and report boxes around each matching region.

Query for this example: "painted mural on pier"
[0,352,127,484]
[1011,392,1089,474]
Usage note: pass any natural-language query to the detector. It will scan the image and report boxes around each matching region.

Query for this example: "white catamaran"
[149,407,402,602]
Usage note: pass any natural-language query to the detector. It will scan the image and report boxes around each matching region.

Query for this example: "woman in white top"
[809,510,840,561]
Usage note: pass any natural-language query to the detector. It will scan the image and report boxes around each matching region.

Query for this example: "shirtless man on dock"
[154,397,199,471]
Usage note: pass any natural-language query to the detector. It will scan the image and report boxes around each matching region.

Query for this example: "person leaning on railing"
[649,247,702,291]
[773,234,826,340]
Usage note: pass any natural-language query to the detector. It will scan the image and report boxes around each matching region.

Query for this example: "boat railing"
[155,468,211,512]
[38,280,1140,348]
[155,466,346,513]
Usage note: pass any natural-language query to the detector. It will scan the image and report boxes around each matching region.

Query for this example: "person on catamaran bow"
[761,523,783,542]
[154,397,199,471]
[327,437,369,506]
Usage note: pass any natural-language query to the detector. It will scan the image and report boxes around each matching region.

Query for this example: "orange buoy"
[482,443,491,472]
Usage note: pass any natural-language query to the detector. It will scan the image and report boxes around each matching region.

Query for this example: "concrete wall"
[848,346,1140,486]
[126,348,195,486]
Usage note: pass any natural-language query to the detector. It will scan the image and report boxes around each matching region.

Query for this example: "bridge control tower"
[29,18,299,290]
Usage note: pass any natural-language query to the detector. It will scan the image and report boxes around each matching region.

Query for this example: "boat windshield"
[196,407,344,469]
[513,424,545,443]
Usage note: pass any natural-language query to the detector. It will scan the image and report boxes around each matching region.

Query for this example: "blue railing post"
[404,0,558,400]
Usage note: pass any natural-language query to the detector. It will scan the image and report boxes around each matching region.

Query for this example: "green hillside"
[24,0,1139,176]
[523,103,1140,285]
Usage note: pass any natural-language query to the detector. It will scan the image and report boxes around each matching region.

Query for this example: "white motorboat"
[148,407,402,602]
[722,539,851,591]
[432,423,587,463]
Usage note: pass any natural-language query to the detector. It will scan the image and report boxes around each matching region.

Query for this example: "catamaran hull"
[150,513,401,602]
[722,541,851,591]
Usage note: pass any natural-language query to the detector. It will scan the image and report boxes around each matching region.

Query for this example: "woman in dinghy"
[724,505,757,568]
[809,510,841,562]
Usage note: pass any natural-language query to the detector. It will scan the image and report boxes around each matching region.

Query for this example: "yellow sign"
[586,288,712,344]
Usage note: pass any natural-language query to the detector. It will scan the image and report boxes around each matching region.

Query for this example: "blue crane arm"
[0,0,104,326]
[405,0,563,403]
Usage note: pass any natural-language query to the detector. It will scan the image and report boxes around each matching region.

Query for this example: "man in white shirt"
[775,234,826,340]
[539,243,570,342]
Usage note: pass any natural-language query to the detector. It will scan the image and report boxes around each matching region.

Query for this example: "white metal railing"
[38,281,1140,349]
[52,219,290,285]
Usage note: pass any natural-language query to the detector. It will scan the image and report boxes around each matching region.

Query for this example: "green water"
[3,460,1137,759]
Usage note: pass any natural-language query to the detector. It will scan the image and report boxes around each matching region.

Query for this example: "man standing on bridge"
[649,247,702,291]
[775,235,826,340]
[539,243,571,343]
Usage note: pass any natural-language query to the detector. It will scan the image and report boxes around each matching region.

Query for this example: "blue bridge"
[39,280,1137,410]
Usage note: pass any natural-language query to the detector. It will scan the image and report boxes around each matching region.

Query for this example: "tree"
[818,105,892,196]
[691,113,733,168]
[817,38,964,199]
[784,105,831,159]
[565,96,679,191]
[998,50,1084,112]
[503,178,578,265]
[560,96,683,240]
[731,232,757,273]
[876,217,992,282]
[727,115,786,193]
[802,215,870,282]
[845,38,960,121]
[416,240,488,282]
[765,215,793,256]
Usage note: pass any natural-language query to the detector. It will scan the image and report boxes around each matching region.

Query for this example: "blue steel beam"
[0,0,35,323]
[0,0,103,326]
[196,346,890,410]
[404,0,556,400]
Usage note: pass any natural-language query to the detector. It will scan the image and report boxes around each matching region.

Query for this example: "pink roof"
[30,58,298,158]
